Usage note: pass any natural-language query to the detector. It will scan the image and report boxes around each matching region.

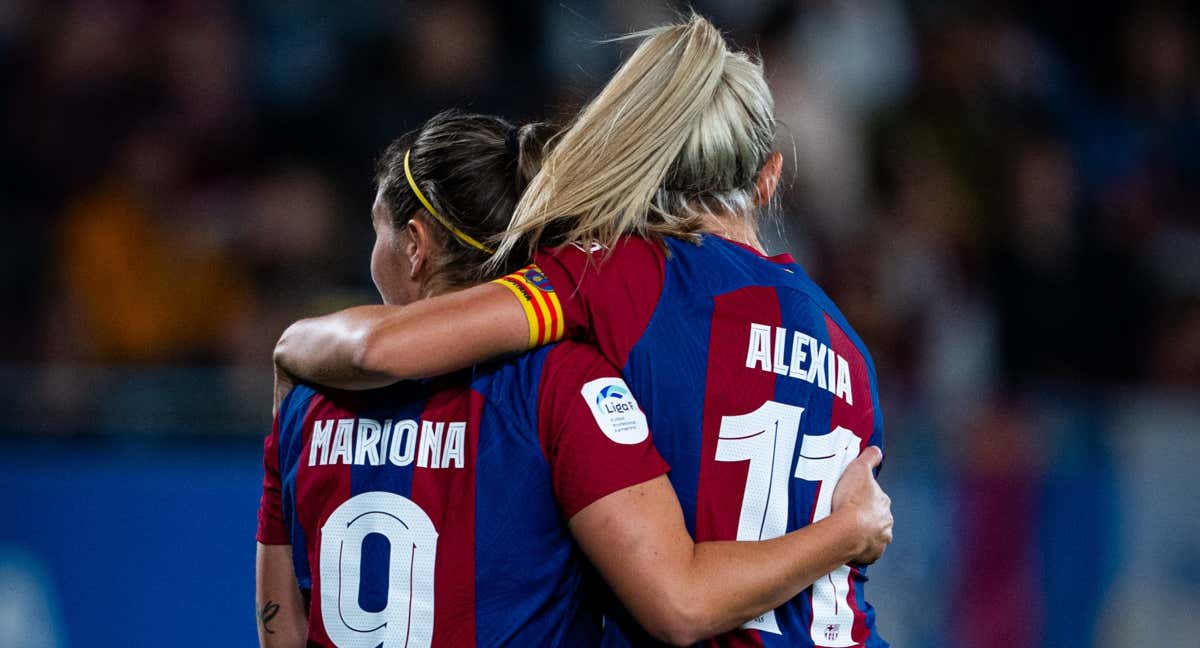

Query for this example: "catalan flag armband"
[491,264,565,348]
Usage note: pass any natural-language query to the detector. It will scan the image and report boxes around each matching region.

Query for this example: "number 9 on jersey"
[319,492,439,647]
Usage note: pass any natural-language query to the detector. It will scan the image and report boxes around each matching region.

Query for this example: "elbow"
[643,596,715,646]
[273,322,299,369]
[655,626,706,647]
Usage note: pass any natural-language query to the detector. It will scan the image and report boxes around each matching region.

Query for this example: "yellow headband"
[403,150,495,254]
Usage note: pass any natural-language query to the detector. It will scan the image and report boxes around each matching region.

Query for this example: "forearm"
[571,476,868,645]
[274,306,401,390]
[273,284,530,390]
[678,511,864,640]
[256,543,307,648]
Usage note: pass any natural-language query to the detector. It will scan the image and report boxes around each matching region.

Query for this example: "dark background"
[0,1,1197,646]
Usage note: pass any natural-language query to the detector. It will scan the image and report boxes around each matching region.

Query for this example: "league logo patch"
[580,377,649,444]
[594,384,628,407]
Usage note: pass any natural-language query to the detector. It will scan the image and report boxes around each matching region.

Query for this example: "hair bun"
[514,122,556,190]
[504,126,521,159]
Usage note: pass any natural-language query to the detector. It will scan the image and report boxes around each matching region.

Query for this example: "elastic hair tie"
[403,149,495,254]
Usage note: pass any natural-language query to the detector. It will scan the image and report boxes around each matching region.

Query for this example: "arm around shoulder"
[569,476,871,645]
[274,282,531,389]
[567,447,893,645]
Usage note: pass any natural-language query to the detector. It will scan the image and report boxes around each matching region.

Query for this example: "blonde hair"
[493,13,776,264]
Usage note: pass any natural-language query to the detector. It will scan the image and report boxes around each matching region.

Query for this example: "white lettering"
[789,332,812,379]
[305,416,467,469]
[390,420,417,466]
[744,325,859,406]
[826,350,836,395]
[310,419,334,466]
[836,356,853,405]
[354,419,382,466]
[746,324,772,371]
[328,419,354,465]
[441,422,466,469]
[773,327,790,376]
[378,420,393,466]
[808,343,828,389]
[417,421,443,468]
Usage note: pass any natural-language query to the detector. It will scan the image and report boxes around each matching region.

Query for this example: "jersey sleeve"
[525,237,667,367]
[536,342,669,518]
[256,415,289,545]
[867,366,886,475]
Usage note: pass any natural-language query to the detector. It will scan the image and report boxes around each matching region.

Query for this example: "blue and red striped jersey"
[257,342,667,647]
[506,234,888,648]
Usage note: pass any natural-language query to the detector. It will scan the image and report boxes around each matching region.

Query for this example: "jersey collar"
[709,234,797,265]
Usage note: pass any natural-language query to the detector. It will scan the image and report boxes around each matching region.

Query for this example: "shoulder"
[783,279,881,379]
[604,236,669,269]
[535,343,625,416]
[536,342,650,447]
[466,346,557,427]
[533,236,667,286]
[475,342,612,399]
[542,340,620,378]
[278,381,438,430]
[524,238,667,364]
[474,344,556,386]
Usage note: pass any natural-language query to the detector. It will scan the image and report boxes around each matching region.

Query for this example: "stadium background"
[1,1,1198,646]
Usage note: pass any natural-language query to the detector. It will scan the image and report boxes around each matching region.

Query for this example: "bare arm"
[274,283,529,390]
[256,543,307,648]
[272,366,294,417]
[569,448,892,646]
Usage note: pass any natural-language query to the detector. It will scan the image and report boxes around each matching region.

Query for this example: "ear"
[404,215,437,280]
[754,151,784,207]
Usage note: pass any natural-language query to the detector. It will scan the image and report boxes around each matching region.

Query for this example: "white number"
[715,401,804,635]
[715,401,861,643]
[319,492,438,648]
[795,426,860,647]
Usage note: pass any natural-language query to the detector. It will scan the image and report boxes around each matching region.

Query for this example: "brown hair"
[376,110,554,291]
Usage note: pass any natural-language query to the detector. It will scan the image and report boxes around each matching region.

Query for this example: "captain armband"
[491,264,565,348]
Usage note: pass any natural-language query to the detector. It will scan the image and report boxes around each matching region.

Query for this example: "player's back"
[262,342,661,647]
[618,234,888,647]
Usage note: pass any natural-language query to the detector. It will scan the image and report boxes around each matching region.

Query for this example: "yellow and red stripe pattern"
[491,263,565,348]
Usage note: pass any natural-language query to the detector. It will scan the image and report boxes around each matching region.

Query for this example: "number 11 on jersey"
[796,425,860,647]
[715,400,861,644]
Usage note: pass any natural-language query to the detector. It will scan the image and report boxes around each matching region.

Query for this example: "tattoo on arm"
[258,600,281,635]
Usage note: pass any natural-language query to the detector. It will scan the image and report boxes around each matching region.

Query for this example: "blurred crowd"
[2,0,1197,386]
[2,2,1199,645]
[3,0,1198,388]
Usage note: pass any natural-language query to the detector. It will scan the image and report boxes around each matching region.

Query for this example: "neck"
[699,211,765,254]
[420,280,448,300]
[420,274,472,301]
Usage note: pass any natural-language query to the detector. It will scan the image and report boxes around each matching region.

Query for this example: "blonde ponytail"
[493,13,776,264]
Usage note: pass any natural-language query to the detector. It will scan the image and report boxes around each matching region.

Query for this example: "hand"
[830,446,893,565]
